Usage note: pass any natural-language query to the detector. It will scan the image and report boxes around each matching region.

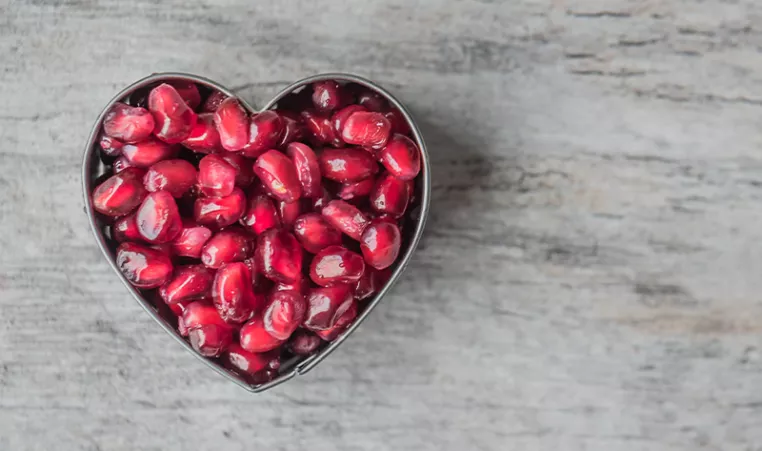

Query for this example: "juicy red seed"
[143,159,197,198]
[253,150,302,203]
[331,105,367,135]
[136,191,183,244]
[240,192,281,235]
[315,300,358,341]
[337,178,375,201]
[263,290,307,340]
[121,138,177,168]
[167,300,192,317]
[303,284,354,331]
[384,109,412,135]
[202,91,228,112]
[357,90,388,112]
[198,154,236,197]
[242,111,284,158]
[200,228,253,269]
[288,330,322,355]
[301,109,343,147]
[92,167,147,217]
[214,97,250,151]
[319,148,379,183]
[278,200,302,228]
[312,80,346,114]
[113,156,133,174]
[311,187,332,211]
[182,113,222,154]
[293,213,342,254]
[275,110,304,147]
[189,324,232,357]
[182,301,231,330]
[272,277,310,296]
[171,221,212,258]
[221,153,255,187]
[286,142,322,198]
[240,316,285,353]
[379,134,421,181]
[222,343,272,376]
[354,268,391,301]
[373,213,399,225]
[370,172,410,217]
[112,213,142,243]
[213,262,262,324]
[341,111,391,149]
[148,83,198,143]
[360,220,402,270]
[103,102,155,143]
[100,135,124,157]
[255,228,303,283]
[321,199,370,241]
[309,245,366,286]
[116,242,174,289]
[193,187,247,228]
[160,265,215,304]
[168,81,202,109]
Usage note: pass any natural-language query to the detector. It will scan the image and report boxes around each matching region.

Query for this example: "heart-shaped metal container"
[81,72,430,392]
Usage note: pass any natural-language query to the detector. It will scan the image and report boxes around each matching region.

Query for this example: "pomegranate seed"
[312,81,346,114]
[263,290,307,339]
[182,302,231,329]
[321,200,369,241]
[303,284,354,331]
[221,153,255,187]
[357,90,387,112]
[370,172,410,217]
[319,148,379,183]
[249,369,279,384]
[337,178,375,201]
[311,187,332,211]
[189,324,232,357]
[301,109,343,147]
[148,83,198,143]
[354,267,392,301]
[315,299,358,341]
[240,192,281,235]
[143,159,197,198]
[384,109,412,135]
[112,213,142,243]
[373,213,399,226]
[242,111,283,158]
[253,150,302,203]
[286,142,321,198]
[193,187,247,228]
[275,110,304,147]
[255,228,303,283]
[103,102,155,143]
[181,113,222,154]
[92,167,147,217]
[272,277,310,296]
[277,200,302,228]
[200,228,253,269]
[360,220,401,269]
[135,191,183,244]
[240,316,285,353]
[331,105,367,136]
[171,220,212,258]
[288,330,322,355]
[160,265,215,304]
[116,242,174,289]
[213,262,263,324]
[168,81,201,110]
[100,135,124,157]
[341,111,391,149]
[202,91,228,112]
[122,138,177,168]
[198,154,236,197]
[112,156,133,174]
[293,213,342,254]
[167,299,192,317]
[214,97,250,151]
[310,245,365,286]
[222,343,272,376]
[379,134,421,180]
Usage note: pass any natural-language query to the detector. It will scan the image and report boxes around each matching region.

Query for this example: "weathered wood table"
[2,1,761,449]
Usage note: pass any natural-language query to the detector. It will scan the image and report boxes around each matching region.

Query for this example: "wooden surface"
[2,1,762,450]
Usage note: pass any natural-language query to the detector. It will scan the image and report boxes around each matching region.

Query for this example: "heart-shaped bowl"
[81,72,430,392]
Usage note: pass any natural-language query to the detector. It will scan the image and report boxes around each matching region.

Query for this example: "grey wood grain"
[2,0,762,449]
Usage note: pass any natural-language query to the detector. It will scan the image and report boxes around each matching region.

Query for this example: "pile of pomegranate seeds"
[91,79,421,384]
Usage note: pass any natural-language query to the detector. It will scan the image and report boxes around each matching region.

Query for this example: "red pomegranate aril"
[121,138,177,168]
[189,324,232,357]
[221,153,255,187]
[315,300,358,341]
[354,268,392,301]
[286,142,322,198]
[171,220,212,258]
[341,111,391,149]
[373,213,400,226]
[263,290,307,340]
[321,200,370,241]
[384,109,412,135]
[202,91,228,112]
[360,220,402,270]
[143,159,197,198]
[182,301,231,330]
[370,172,410,217]
[116,242,174,289]
[182,113,222,154]
[240,192,281,235]
[160,265,215,305]
[310,245,366,286]
[275,110,304,148]
[100,135,124,157]
[278,200,302,228]
[200,228,253,269]
[148,83,198,143]
[222,343,272,376]
[288,330,322,355]
[312,80,346,114]
[272,277,310,296]
[301,109,343,147]
[293,213,342,254]
[357,90,387,112]
[240,316,285,353]
[168,81,202,110]
[92,167,147,217]
[337,178,375,201]
[135,191,183,244]
[167,299,192,317]
[112,213,142,243]
[193,187,247,228]
[113,156,133,174]
[253,150,302,203]
[103,102,155,143]
[242,111,283,158]
[303,284,354,331]
[198,154,236,197]
[213,262,262,324]
[379,134,421,181]
[319,148,379,183]
[255,228,303,283]
[311,187,332,211]
[214,97,249,151]
[331,105,367,136]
